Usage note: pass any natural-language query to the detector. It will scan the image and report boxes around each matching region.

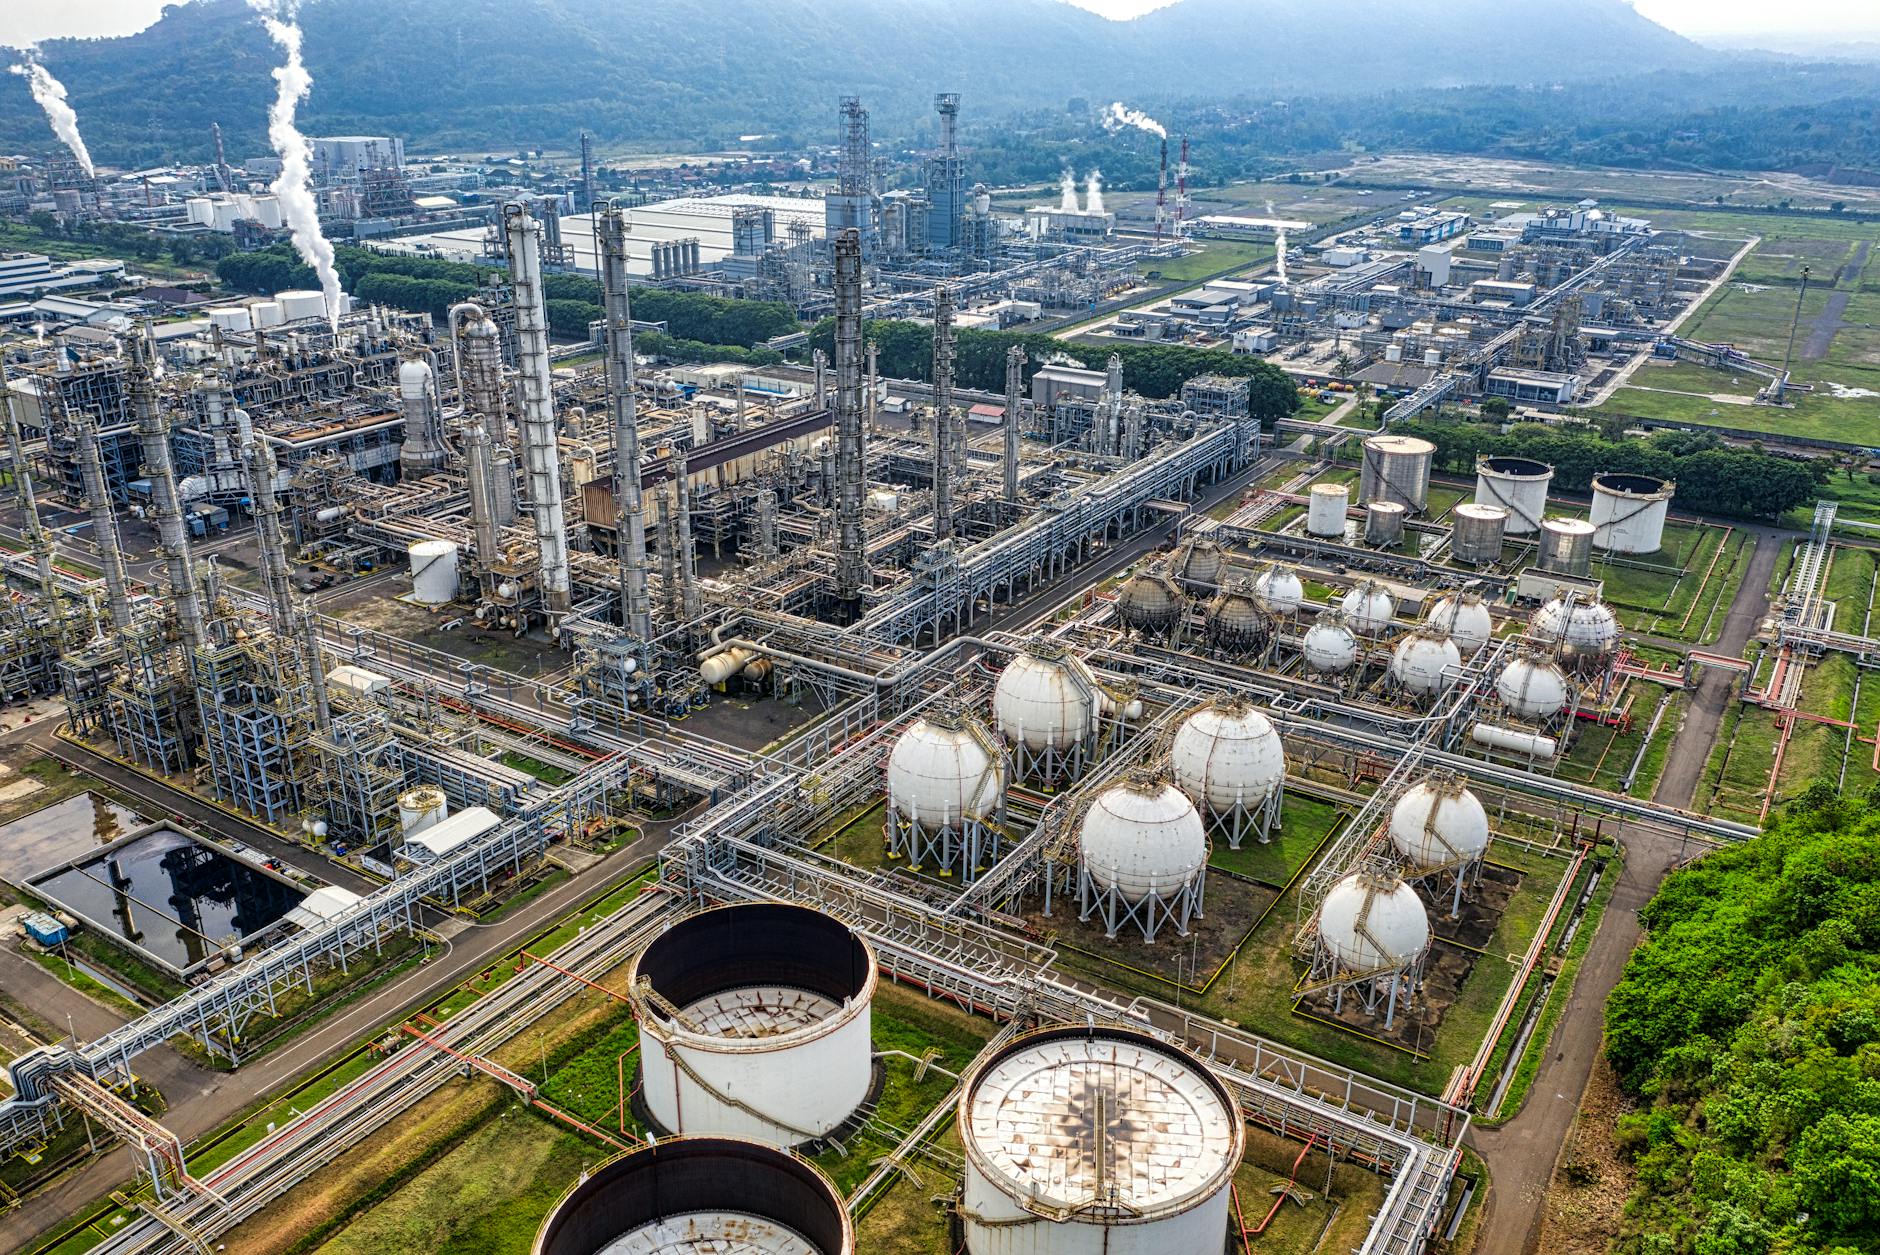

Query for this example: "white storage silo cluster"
[1168,695,1286,849]
[1308,869,1431,1029]
[1590,473,1675,555]
[884,703,1008,882]
[1474,456,1553,534]
[1306,482,1351,538]
[993,638,1109,788]
[1389,774,1491,915]
[630,904,876,1148]
[1076,767,1208,942]
[957,1025,1243,1255]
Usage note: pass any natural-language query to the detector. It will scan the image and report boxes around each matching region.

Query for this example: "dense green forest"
[1604,788,1880,1254]
[1395,419,1825,521]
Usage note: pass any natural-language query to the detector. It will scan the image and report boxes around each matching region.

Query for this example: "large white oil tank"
[1452,502,1508,565]
[397,786,448,836]
[1536,517,1596,577]
[1365,500,1406,547]
[1360,434,1434,511]
[406,539,459,604]
[248,300,284,329]
[210,199,241,232]
[1253,565,1304,615]
[1306,482,1351,538]
[1426,592,1493,656]
[1590,473,1675,555]
[1318,871,1431,972]
[1474,456,1553,534]
[1497,653,1573,720]
[276,289,330,323]
[1078,773,1207,902]
[207,304,252,334]
[1389,630,1462,694]
[248,194,285,229]
[1303,617,1360,673]
[1389,777,1490,868]
[1530,596,1620,668]
[631,903,875,1147]
[1341,580,1397,635]
[185,196,214,226]
[958,1025,1242,1255]
[993,641,1096,751]
[1169,696,1285,817]
[533,1137,855,1255]
[886,709,1006,828]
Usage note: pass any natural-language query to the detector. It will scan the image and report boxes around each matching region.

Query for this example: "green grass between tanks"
[1697,700,1782,823]
[1588,524,1748,644]
[495,751,575,786]
[1559,688,1685,795]
[1208,791,1344,886]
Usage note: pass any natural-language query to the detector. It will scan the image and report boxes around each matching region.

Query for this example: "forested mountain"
[0,0,1709,164]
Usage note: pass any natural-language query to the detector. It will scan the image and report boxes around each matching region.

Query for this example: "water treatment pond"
[0,791,143,885]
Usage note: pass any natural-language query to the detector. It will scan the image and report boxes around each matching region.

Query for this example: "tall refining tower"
[924,93,964,253]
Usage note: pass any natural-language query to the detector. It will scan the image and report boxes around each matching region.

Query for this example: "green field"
[1137,238,1274,283]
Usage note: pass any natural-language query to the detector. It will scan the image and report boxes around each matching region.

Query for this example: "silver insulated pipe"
[598,208,651,641]
[502,203,572,615]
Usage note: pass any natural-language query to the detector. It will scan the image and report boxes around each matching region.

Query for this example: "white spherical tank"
[1426,593,1493,656]
[1306,482,1350,538]
[1389,631,1461,694]
[1302,618,1360,672]
[1530,596,1620,667]
[632,904,875,1148]
[1389,778,1490,867]
[1169,697,1285,815]
[993,641,1096,751]
[1318,872,1431,971]
[1253,565,1304,615]
[958,1026,1243,1255]
[1497,654,1572,719]
[886,708,1006,828]
[1590,473,1675,555]
[1078,773,1207,901]
[1341,580,1397,634]
[1474,456,1553,534]
[397,785,448,836]
[407,539,459,604]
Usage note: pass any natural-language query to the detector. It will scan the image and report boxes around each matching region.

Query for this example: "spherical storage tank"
[1474,456,1553,534]
[1170,538,1224,587]
[533,1137,853,1255]
[1253,565,1304,615]
[1114,567,1184,636]
[1318,871,1431,972]
[631,904,875,1147]
[993,641,1096,752]
[1536,518,1595,578]
[1530,596,1620,669]
[1497,653,1572,720]
[1341,580,1397,635]
[1078,771,1207,902]
[1426,593,1493,656]
[887,708,1006,829]
[1360,434,1434,511]
[1306,482,1350,538]
[407,539,459,604]
[1303,618,1360,673]
[1202,580,1274,653]
[1389,630,1461,695]
[958,1025,1243,1255]
[1452,503,1508,565]
[1169,696,1285,817]
[1389,777,1490,868]
[1590,473,1674,555]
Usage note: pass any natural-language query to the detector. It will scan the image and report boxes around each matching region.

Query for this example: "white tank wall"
[960,1162,1234,1255]
[1474,458,1553,535]
[1306,483,1349,538]
[407,539,459,604]
[993,652,1096,750]
[1590,475,1673,554]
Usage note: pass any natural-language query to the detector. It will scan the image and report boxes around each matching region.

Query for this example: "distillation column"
[75,411,134,631]
[670,443,701,625]
[930,285,957,541]
[599,208,652,641]
[503,203,573,616]
[238,412,332,731]
[133,340,206,652]
[832,231,867,613]
[1003,345,1025,506]
[1,365,70,644]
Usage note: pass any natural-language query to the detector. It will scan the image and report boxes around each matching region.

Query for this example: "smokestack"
[1004,345,1025,505]
[502,202,573,616]
[598,208,651,641]
[832,229,867,612]
[133,339,206,653]
[1155,139,1168,242]
[930,285,957,541]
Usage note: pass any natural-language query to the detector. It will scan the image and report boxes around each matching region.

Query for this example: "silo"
[1536,518,1595,577]
[1365,500,1406,547]
[1340,580,1397,635]
[1389,630,1461,695]
[534,1137,854,1255]
[993,638,1100,787]
[631,904,875,1148]
[885,704,1008,881]
[1425,592,1493,655]
[1253,565,1304,616]
[1473,456,1552,534]
[1359,434,1434,511]
[1114,566,1185,637]
[1168,695,1286,848]
[958,1025,1242,1255]
[407,539,460,604]
[1201,579,1274,655]
[1076,768,1208,941]
[1306,482,1350,538]
[1590,473,1675,555]
[1451,503,1508,565]
[1311,870,1431,1028]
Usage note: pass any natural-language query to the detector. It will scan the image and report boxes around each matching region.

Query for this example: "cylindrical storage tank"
[1077,773,1207,902]
[1473,456,1553,534]
[276,289,331,323]
[397,786,448,836]
[1452,502,1508,565]
[1253,565,1304,616]
[993,642,1096,751]
[1536,517,1595,577]
[1317,871,1431,972]
[1389,777,1490,868]
[1340,580,1396,635]
[1360,434,1434,511]
[1496,653,1572,720]
[1306,482,1350,538]
[631,904,875,1147]
[1425,592,1493,656]
[958,1024,1242,1255]
[1202,580,1274,654]
[533,1137,854,1255]
[1171,538,1224,587]
[185,197,214,226]
[1365,500,1405,547]
[1470,723,1560,758]
[1389,630,1462,694]
[700,647,755,685]
[1423,348,1442,367]
[1529,596,1621,669]
[1115,567,1184,636]
[1589,473,1674,555]
[208,304,252,334]
[1385,342,1403,362]
[1302,618,1360,673]
[406,539,459,604]
[248,300,284,329]
[886,709,1006,828]
[1169,696,1285,814]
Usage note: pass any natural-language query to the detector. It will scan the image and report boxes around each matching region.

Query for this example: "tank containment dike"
[1589,472,1674,555]
[1451,502,1508,565]
[1473,456,1553,535]
[630,903,875,1147]
[957,1024,1243,1255]
[1306,482,1350,538]
[1360,434,1434,512]
[533,1136,854,1255]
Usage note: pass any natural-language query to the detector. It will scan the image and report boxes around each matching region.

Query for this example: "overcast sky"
[2,0,1875,49]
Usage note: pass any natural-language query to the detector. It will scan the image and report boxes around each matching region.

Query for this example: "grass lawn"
[1587,523,1750,644]
[1137,239,1273,283]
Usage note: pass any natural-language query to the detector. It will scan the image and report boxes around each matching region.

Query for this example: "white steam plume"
[1101,101,1166,140]
[248,1,342,330]
[9,54,95,178]
[1084,170,1104,216]
[1266,198,1289,283]
[1059,168,1077,212]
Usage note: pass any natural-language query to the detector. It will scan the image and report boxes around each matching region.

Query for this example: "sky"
[0,0,1875,47]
